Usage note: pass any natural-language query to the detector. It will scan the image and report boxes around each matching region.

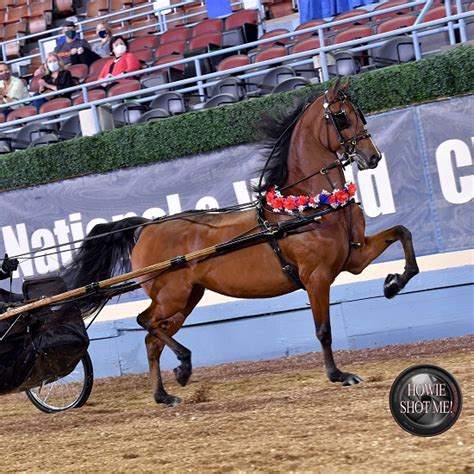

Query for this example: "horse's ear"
[341,80,349,92]
[333,78,342,92]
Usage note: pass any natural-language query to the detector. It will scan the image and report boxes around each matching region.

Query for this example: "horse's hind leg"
[344,225,419,298]
[138,285,204,406]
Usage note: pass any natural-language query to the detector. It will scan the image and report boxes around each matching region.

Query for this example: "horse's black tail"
[59,216,149,317]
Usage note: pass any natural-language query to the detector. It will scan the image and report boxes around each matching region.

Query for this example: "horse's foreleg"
[307,274,362,386]
[344,225,419,298]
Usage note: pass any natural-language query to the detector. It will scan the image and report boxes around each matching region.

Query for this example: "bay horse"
[64,81,419,406]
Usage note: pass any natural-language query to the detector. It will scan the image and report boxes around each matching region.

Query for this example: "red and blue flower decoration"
[265,182,357,214]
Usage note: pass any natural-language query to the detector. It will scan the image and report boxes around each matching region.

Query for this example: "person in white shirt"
[0,63,29,118]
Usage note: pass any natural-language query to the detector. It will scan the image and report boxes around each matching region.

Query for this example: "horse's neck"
[285,122,345,196]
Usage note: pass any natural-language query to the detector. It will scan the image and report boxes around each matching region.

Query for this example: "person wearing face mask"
[32,53,75,110]
[92,22,112,58]
[54,21,100,67]
[0,63,29,118]
[98,36,141,87]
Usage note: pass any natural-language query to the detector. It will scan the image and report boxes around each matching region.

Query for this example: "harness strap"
[256,205,305,290]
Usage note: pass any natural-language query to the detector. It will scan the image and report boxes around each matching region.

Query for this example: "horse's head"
[319,81,381,170]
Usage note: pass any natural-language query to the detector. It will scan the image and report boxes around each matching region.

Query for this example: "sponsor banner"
[0,96,472,294]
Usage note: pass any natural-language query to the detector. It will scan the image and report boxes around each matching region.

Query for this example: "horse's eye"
[334,109,350,130]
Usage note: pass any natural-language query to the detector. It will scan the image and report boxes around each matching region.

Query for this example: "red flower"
[285,198,297,210]
[335,190,350,204]
[309,197,317,206]
[328,194,337,205]
[347,182,356,196]
[272,197,284,209]
[296,196,308,206]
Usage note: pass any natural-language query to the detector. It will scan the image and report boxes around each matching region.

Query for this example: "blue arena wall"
[87,265,473,379]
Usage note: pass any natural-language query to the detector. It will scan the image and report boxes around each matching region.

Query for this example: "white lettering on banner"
[112,212,137,222]
[196,196,219,209]
[142,207,166,219]
[233,178,260,204]
[70,213,85,250]
[31,228,59,273]
[436,138,474,205]
[1,224,34,277]
[357,153,396,217]
[167,194,182,215]
[52,219,73,266]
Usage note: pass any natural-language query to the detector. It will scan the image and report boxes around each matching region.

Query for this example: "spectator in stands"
[33,53,75,110]
[98,36,141,88]
[0,63,29,118]
[55,21,100,67]
[92,22,112,58]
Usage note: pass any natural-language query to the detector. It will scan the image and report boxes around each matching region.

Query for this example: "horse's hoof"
[341,372,363,386]
[174,365,192,387]
[154,393,182,407]
[384,273,403,299]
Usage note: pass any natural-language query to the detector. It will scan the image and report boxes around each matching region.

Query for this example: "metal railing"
[0,1,471,136]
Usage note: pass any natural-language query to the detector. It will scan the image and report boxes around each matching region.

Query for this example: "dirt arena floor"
[1,336,472,473]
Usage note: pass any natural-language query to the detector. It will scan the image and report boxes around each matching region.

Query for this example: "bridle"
[274,89,372,194]
[323,88,371,170]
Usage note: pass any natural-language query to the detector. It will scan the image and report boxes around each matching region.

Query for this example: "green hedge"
[1,45,473,192]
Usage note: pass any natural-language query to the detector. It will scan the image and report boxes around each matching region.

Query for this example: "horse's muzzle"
[368,153,381,169]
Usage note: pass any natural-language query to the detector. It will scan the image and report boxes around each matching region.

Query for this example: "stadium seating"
[0,0,468,140]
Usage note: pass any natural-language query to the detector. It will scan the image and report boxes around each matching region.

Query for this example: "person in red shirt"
[98,36,141,89]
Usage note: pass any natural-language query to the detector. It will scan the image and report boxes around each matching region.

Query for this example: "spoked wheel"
[25,352,94,413]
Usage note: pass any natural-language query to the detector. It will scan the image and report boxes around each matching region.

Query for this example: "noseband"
[323,89,371,168]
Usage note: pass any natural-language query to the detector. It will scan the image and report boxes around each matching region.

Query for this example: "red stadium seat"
[291,37,321,54]
[377,15,416,34]
[217,54,250,72]
[73,89,107,105]
[134,48,154,63]
[153,54,185,73]
[7,106,37,122]
[189,32,222,50]
[259,28,291,47]
[191,18,223,37]
[333,25,373,45]
[254,45,287,63]
[86,0,108,18]
[373,1,413,20]
[160,27,190,45]
[330,10,369,31]
[130,18,159,37]
[156,40,186,57]
[39,98,72,115]
[67,64,89,82]
[422,5,458,22]
[185,5,208,23]
[107,79,141,97]
[56,0,75,14]
[89,57,112,78]
[294,19,326,39]
[225,9,259,30]
[129,35,159,52]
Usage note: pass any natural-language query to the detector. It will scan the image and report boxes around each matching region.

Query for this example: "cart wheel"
[25,352,94,413]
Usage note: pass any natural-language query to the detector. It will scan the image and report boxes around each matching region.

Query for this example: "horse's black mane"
[255,92,321,194]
